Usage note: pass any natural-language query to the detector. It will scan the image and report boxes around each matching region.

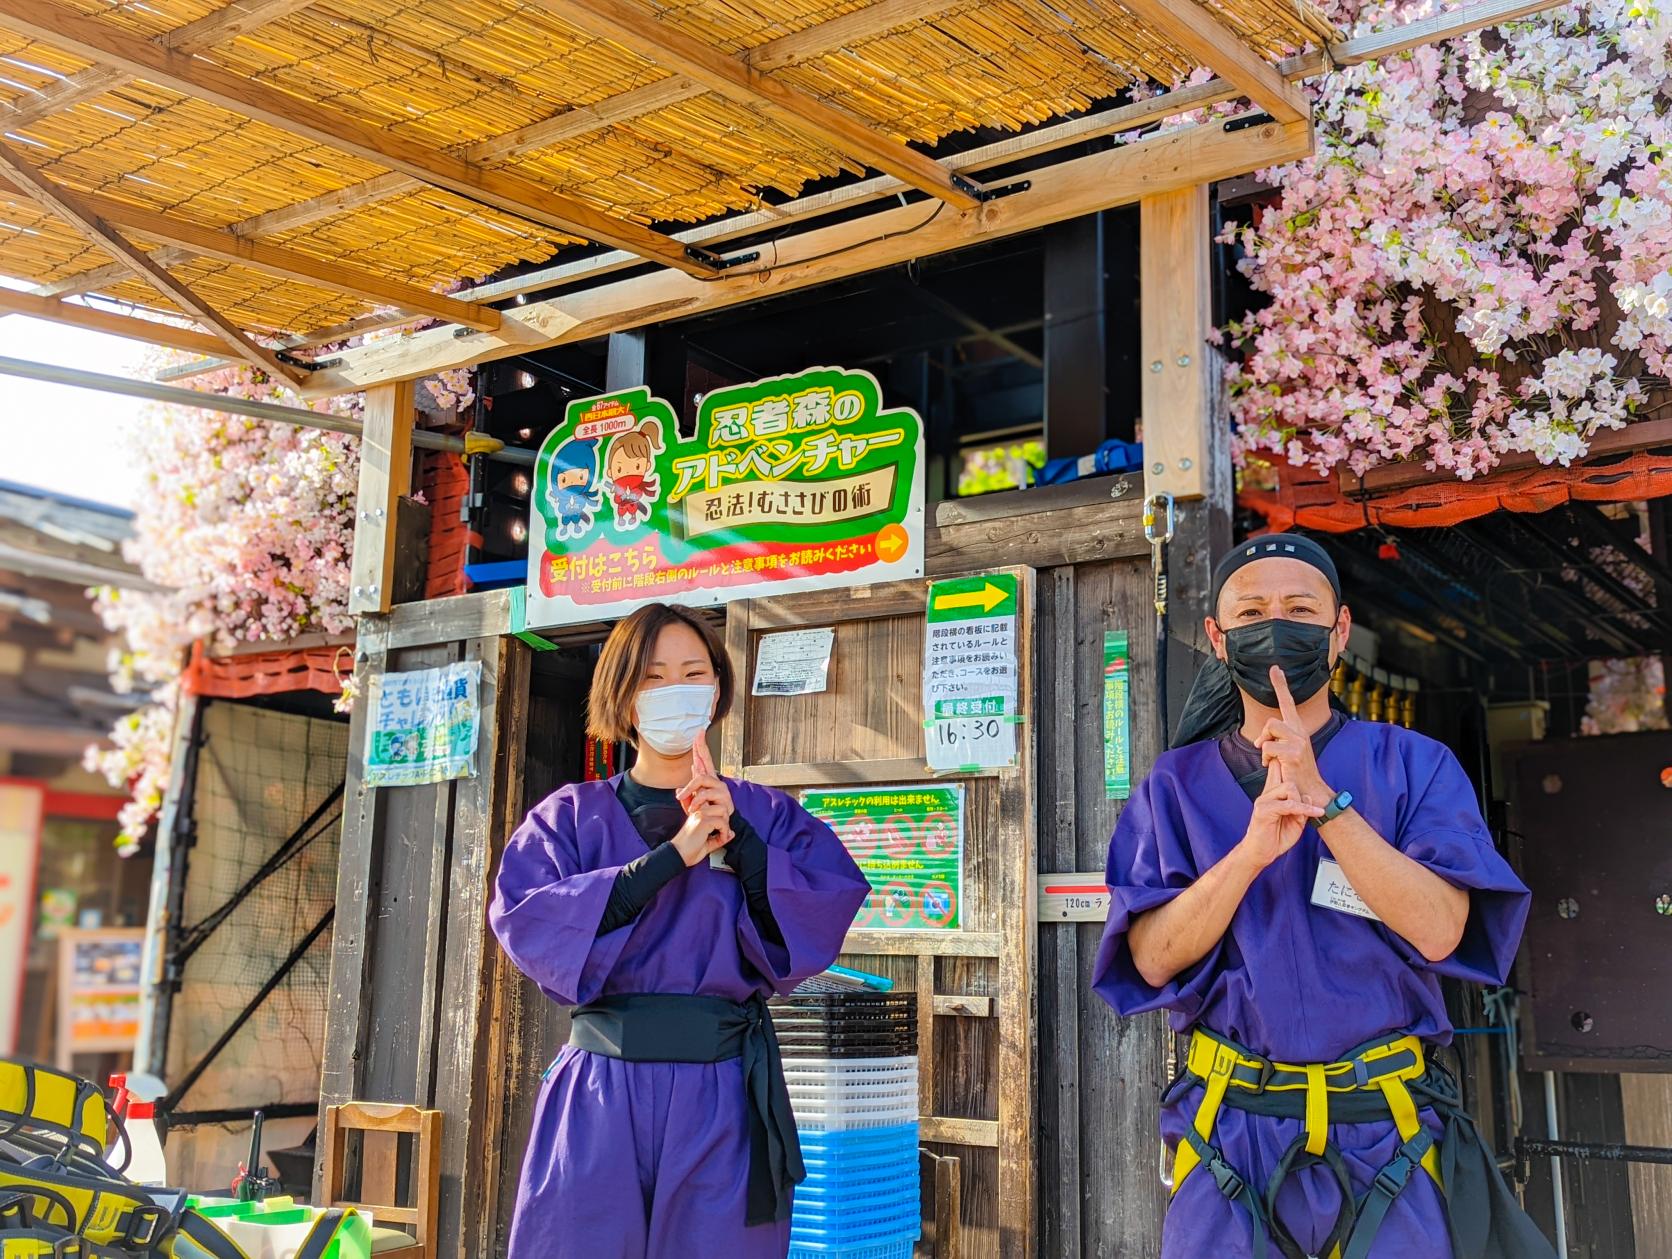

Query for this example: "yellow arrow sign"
[932,581,1009,615]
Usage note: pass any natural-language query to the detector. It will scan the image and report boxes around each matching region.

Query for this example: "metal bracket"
[686,245,762,270]
[274,350,338,371]
[1223,113,1276,133]
[952,174,1032,202]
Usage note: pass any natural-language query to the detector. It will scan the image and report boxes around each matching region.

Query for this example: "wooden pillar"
[1620,1075,1672,1254]
[1139,186,1213,502]
[348,381,415,615]
[604,330,647,392]
[1042,215,1109,460]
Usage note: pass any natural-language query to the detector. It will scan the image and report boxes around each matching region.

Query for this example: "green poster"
[525,366,924,629]
[364,661,482,788]
[801,784,964,931]
[1104,631,1131,799]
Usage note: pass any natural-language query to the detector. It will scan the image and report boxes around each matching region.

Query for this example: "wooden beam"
[1117,0,1309,123]
[0,0,719,277]
[0,140,304,386]
[1,0,317,129]
[348,382,416,616]
[1328,0,1559,66]
[529,0,981,208]
[744,0,969,72]
[301,116,1312,397]
[0,175,500,329]
[0,287,226,357]
[1139,184,1213,500]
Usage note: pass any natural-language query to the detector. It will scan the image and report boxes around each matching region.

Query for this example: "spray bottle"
[109,1072,169,1186]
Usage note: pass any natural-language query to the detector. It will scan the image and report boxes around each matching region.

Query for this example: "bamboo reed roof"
[0,0,1334,381]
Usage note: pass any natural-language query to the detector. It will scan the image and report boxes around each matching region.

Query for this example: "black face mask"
[1220,619,1336,707]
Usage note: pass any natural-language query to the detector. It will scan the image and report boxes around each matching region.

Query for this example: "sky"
[0,312,148,511]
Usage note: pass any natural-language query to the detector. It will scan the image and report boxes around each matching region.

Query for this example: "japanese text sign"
[526,367,924,629]
[801,785,963,931]
[364,660,482,788]
[923,573,1020,772]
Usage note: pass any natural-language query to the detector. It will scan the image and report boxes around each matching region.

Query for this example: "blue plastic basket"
[791,1213,921,1248]
[800,1150,919,1178]
[795,1177,919,1207]
[794,1181,919,1216]
[787,1241,913,1259]
[797,1124,919,1157]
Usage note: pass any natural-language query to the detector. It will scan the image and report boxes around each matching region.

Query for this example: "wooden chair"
[319,1103,441,1259]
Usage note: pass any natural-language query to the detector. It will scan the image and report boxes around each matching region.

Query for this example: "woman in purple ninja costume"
[491,603,869,1259]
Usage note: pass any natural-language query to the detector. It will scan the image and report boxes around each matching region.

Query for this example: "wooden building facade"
[0,0,1575,1252]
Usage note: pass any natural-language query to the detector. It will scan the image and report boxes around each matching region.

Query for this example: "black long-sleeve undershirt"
[596,775,783,943]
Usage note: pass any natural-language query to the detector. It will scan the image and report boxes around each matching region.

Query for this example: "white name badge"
[1311,858,1381,921]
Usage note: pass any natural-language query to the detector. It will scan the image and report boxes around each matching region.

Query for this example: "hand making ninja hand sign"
[1241,758,1326,871]
[1254,666,1332,804]
[670,733,733,866]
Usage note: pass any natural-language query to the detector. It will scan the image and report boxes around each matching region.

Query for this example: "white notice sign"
[923,575,1020,772]
[752,628,836,696]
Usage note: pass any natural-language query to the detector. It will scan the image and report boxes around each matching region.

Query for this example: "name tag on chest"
[1311,858,1381,921]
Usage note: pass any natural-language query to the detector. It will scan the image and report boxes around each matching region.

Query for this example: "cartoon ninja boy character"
[545,437,600,541]
[602,420,663,530]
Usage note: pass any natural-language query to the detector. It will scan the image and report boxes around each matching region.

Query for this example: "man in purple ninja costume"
[1094,533,1554,1259]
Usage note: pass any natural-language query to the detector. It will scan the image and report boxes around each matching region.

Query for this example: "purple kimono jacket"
[490,775,869,1259]
[1093,722,1530,1258]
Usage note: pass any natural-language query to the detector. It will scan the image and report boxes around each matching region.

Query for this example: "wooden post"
[315,639,387,1204]
[1139,186,1213,501]
[349,381,415,615]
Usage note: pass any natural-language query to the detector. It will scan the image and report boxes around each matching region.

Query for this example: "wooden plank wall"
[724,574,1037,1259]
[1034,345,1229,1255]
[316,633,530,1255]
[1036,556,1170,1256]
[482,655,593,1256]
[324,461,1223,1258]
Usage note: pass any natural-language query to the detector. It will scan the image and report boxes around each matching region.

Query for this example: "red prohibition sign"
[882,813,918,859]
[878,880,915,927]
[922,812,957,856]
[841,813,879,859]
[918,879,957,928]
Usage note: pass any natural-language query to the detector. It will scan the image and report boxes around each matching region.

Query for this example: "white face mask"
[633,682,716,755]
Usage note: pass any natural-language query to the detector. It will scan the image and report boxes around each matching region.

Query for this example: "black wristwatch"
[1320,788,1354,825]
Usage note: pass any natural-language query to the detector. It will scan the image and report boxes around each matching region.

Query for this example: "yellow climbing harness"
[1170,1028,1445,1259]
[0,1057,350,1259]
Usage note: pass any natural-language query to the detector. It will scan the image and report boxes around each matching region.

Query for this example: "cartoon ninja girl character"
[602,420,663,530]
[545,437,599,541]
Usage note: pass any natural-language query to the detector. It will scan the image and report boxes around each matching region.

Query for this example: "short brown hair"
[587,603,734,743]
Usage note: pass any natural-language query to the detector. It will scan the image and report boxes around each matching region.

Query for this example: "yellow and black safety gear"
[0,1056,358,1259]
[1167,1028,1446,1259]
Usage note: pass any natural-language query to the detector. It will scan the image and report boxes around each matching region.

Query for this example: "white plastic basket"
[782,1057,918,1086]
[785,1075,918,1101]
[791,1099,920,1131]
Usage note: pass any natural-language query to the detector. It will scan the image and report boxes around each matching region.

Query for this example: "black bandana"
[1210,532,1340,619]
[1173,533,1345,747]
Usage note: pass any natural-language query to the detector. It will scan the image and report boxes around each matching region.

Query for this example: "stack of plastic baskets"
[772,988,920,1259]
